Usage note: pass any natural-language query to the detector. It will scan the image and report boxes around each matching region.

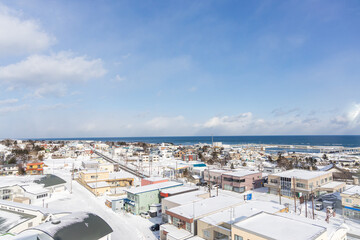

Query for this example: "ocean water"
[32,135,360,147]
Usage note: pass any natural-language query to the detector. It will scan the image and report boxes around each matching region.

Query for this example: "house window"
[2,195,10,200]
[296,183,305,188]
[186,222,191,232]
[270,179,278,184]
[203,230,210,238]
[234,235,243,240]
[346,198,352,203]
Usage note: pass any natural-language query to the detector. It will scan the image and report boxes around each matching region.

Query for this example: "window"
[36,193,48,199]
[234,235,243,240]
[270,179,278,184]
[186,222,191,232]
[2,195,10,200]
[346,198,352,203]
[28,222,33,227]
[296,183,305,188]
[203,230,210,238]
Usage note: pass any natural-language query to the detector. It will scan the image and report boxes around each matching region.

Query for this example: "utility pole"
[207,166,211,197]
[311,188,315,219]
[293,177,296,213]
[175,161,178,180]
[278,186,282,205]
[70,163,74,194]
[305,195,308,218]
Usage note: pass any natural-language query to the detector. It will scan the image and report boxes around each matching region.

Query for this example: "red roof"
[27,162,44,166]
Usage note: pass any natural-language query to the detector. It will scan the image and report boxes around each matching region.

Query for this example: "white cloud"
[0,51,106,85]
[0,104,28,114]
[112,74,126,82]
[331,103,360,129]
[146,116,186,130]
[0,98,18,105]
[0,4,54,56]
[0,51,107,97]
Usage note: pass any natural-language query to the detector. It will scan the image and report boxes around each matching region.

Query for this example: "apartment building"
[222,170,262,193]
[161,195,242,239]
[266,169,340,197]
[25,162,44,175]
[231,212,327,240]
[341,185,360,220]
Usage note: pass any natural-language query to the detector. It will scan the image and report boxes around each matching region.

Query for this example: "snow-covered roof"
[87,181,110,189]
[320,181,345,189]
[126,181,182,194]
[0,200,61,215]
[161,186,197,194]
[160,223,193,239]
[143,177,168,182]
[80,170,108,174]
[271,169,330,180]
[200,201,285,226]
[0,209,35,232]
[233,212,326,240]
[30,212,113,240]
[109,171,135,179]
[342,186,360,195]
[224,170,260,177]
[21,184,50,195]
[167,195,242,219]
[164,190,208,205]
[319,164,334,171]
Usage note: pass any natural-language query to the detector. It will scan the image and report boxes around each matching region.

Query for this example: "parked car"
[315,203,323,211]
[140,212,150,219]
[150,224,160,231]
[196,181,207,186]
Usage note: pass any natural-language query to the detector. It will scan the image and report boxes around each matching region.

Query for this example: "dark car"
[150,224,160,231]
[196,181,207,186]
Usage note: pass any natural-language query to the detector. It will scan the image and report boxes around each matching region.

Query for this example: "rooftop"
[161,186,197,195]
[0,209,35,233]
[224,170,260,177]
[167,195,242,220]
[0,200,62,215]
[34,174,66,188]
[164,190,208,205]
[200,201,285,226]
[271,169,330,180]
[160,224,193,240]
[320,181,345,189]
[342,185,360,195]
[126,181,182,194]
[143,177,168,182]
[233,212,326,240]
[31,212,113,240]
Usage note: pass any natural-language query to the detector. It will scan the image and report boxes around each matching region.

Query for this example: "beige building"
[341,185,360,220]
[266,169,341,197]
[231,212,327,240]
[197,201,287,240]
[79,170,134,196]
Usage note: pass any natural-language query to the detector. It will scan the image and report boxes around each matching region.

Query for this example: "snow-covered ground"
[39,157,160,240]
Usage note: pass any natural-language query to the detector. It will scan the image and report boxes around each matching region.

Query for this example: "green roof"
[34,174,66,188]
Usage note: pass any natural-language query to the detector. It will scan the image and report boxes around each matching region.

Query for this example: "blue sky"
[0,0,360,138]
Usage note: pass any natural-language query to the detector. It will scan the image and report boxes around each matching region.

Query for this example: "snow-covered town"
[1,139,360,240]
